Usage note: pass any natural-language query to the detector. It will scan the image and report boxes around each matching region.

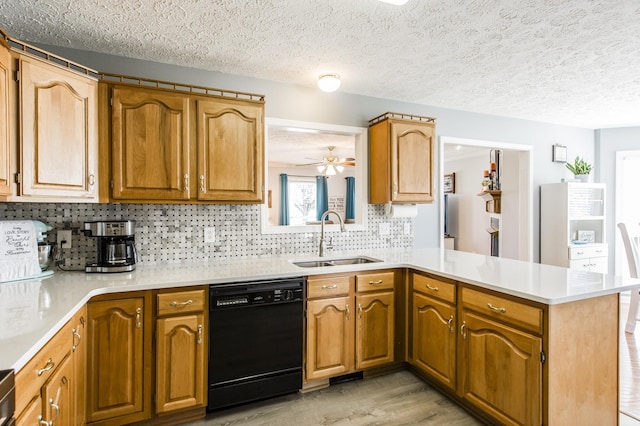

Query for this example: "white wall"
[39,43,596,261]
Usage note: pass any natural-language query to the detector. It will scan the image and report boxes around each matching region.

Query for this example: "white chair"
[617,222,640,333]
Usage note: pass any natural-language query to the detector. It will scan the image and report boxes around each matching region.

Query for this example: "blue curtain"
[279,174,289,225]
[345,177,355,220]
[316,176,329,220]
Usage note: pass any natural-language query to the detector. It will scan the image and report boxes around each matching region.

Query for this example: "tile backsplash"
[1,203,413,267]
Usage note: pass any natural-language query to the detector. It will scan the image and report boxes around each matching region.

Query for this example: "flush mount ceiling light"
[377,0,409,5]
[317,74,341,93]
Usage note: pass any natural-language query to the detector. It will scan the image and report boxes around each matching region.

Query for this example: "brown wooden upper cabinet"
[0,30,99,202]
[368,112,435,204]
[0,37,11,196]
[101,75,264,203]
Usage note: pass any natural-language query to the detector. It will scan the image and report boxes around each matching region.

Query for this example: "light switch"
[204,227,216,243]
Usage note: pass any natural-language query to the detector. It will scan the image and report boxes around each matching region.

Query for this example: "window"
[288,177,316,225]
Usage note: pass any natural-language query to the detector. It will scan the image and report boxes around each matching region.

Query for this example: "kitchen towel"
[384,203,418,218]
[0,220,41,283]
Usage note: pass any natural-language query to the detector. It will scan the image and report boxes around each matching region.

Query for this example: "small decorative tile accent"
[0,203,413,267]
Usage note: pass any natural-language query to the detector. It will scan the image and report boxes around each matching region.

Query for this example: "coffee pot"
[83,220,138,273]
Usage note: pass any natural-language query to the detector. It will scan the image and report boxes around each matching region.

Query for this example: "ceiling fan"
[296,146,355,175]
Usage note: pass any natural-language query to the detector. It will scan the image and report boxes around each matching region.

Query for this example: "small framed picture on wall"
[553,144,567,163]
[444,173,455,194]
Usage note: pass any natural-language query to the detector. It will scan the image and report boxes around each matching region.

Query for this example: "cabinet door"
[356,291,394,369]
[412,292,456,390]
[196,99,263,202]
[111,86,190,200]
[458,311,542,426]
[0,41,10,196]
[71,307,86,425]
[41,354,73,426]
[15,395,42,426]
[19,57,98,199]
[389,120,433,203]
[306,296,354,380]
[87,297,149,423]
[156,314,206,414]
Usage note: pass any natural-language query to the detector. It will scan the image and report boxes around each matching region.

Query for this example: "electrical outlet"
[204,227,216,243]
[57,230,72,249]
[379,223,391,236]
[404,223,411,235]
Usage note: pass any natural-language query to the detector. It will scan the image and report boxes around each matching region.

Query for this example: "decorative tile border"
[0,203,413,267]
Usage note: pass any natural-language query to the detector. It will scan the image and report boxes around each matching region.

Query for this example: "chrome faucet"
[318,210,346,257]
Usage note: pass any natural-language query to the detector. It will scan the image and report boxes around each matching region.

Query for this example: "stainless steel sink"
[293,256,382,268]
[293,260,335,268]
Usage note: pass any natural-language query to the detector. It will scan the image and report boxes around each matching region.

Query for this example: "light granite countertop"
[1,248,638,371]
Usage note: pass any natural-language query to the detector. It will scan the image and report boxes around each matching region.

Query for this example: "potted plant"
[566,156,592,182]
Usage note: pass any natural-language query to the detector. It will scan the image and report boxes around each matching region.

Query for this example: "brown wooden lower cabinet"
[305,271,396,383]
[412,291,456,390]
[86,293,152,425]
[410,271,618,426]
[155,288,207,414]
[458,311,542,425]
[14,306,83,426]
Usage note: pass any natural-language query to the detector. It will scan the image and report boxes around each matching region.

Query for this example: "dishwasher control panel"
[211,277,304,308]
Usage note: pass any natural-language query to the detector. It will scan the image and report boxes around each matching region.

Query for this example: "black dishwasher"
[208,277,304,411]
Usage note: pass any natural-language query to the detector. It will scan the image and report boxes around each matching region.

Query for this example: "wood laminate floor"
[621,299,640,422]
[190,371,481,426]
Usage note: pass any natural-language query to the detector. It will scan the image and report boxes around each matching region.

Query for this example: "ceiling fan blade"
[296,161,323,166]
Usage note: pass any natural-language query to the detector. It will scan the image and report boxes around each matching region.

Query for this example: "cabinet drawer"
[157,289,206,316]
[15,319,73,416]
[355,271,395,293]
[307,275,352,298]
[570,256,608,273]
[569,244,608,260]
[413,273,455,304]
[461,287,543,335]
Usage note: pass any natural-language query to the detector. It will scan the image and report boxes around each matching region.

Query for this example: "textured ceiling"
[2,0,640,129]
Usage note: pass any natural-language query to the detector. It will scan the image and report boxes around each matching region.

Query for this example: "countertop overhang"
[2,248,638,371]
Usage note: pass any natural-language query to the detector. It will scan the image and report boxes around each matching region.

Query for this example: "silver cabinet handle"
[369,280,383,286]
[197,324,203,345]
[460,321,467,339]
[321,285,338,290]
[37,415,49,426]
[447,315,454,333]
[358,303,363,319]
[183,173,189,192]
[345,304,350,321]
[135,307,142,328]
[72,328,81,352]
[88,173,95,188]
[37,358,55,376]
[426,284,439,291]
[487,303,506,314]
[199,175,206,193]
[49,386,62,423]
[169,299,193,307]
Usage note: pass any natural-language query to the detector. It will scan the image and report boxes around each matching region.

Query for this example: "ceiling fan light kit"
[317,74,341,92]
[300,146,353,176]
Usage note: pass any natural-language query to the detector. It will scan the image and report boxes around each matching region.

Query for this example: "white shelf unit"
[540,182,608,273]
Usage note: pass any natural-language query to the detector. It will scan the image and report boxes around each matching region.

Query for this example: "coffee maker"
[83,220,138,273]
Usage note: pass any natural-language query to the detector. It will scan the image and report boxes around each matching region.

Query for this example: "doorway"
[439,136,533,262]
[615,150,640,278]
